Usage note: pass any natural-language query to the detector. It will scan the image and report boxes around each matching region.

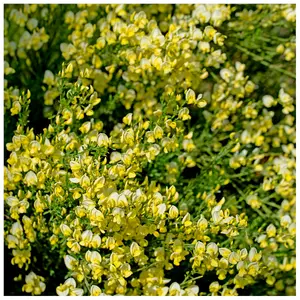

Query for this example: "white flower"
[64,255,77,270]
[262,95,275,107]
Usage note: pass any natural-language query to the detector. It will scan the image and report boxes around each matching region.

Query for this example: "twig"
[235,44,296,79]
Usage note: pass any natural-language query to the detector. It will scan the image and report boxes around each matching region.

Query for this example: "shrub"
[4,4,295,296]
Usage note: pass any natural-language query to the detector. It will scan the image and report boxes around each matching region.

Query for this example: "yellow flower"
[169,205,179,219]
[79,121,91,134]
[186,89,196,104]
[80,230,93,247]
[10,101,21,115]
[246,194,261,209]
[130,242,142,257]
[169,282,181,296]
[120,263,133,278]
[248,247,261,262]
[228,252,241,265]
[90,285,101,296]
[43,70,55,86]
[60,224,72,237]
[123,113,133,125]
[153,125,164,139]
[206,242,218,256]
[209,281,221,293]
[64,255,77,270]
[266,224,276,237]
[85,250,102,264]
[97,133,109,147]
[219,248,231,259]
[178,107,191,121]
[24,171,38,186]
[280,215,292,228]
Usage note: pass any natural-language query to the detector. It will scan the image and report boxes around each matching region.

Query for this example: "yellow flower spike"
[3,4,296,295]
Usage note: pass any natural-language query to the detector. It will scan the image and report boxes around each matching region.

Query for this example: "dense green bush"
[4,4,295,296]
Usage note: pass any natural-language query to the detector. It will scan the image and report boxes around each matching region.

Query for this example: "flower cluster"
[4,4,295,296]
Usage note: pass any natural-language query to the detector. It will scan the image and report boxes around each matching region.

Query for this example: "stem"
[263,201,281,209]
[229,170,256,178]
[181,275,203,288]
[235,44,296,79]
[136,261,159,272]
